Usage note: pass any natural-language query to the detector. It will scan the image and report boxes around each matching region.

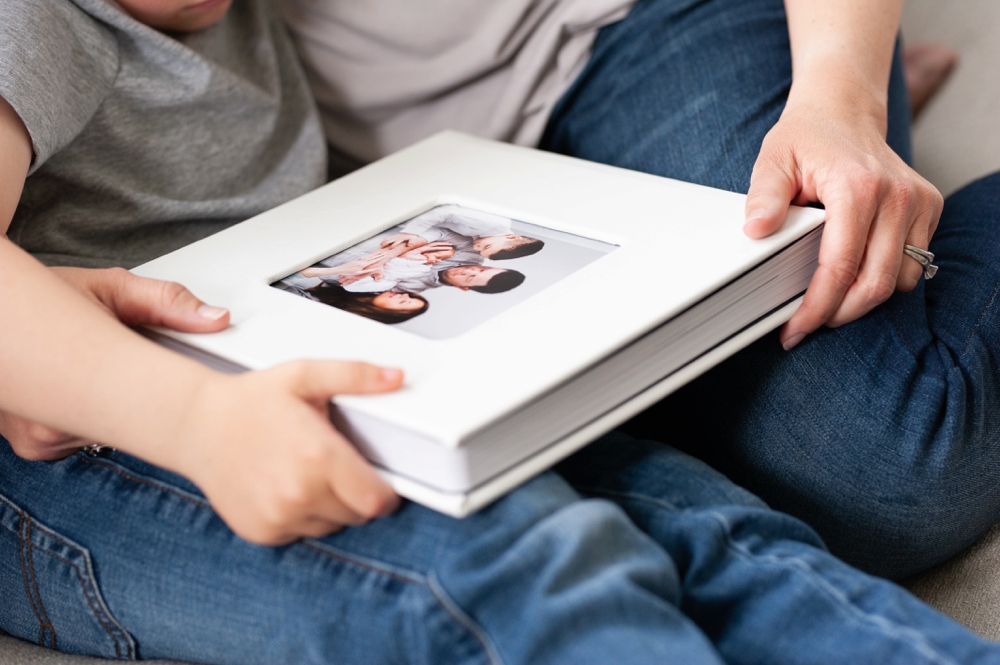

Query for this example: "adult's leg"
[558,433,1000,665]
[628,173,1000,579]
[538,0,1000,578]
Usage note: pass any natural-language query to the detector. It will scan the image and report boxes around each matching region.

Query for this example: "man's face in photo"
[474,234,527,258]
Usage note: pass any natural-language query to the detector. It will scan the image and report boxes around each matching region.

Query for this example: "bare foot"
[904,44,959,118]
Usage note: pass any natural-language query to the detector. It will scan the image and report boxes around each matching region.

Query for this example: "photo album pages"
[134,132,825,517]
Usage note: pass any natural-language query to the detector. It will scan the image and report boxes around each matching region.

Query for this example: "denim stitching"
[33,545,131,659]
[298,539,426,586]
[35,518,137,659]
[571,485,684,512]
[76,455,209,509]
[3,494,132,659]
[706,510,960,665]
[24,520,57,651]
[958,272,1000,362]
[73,457,497,662]
[16,515,46,647]
[299,540,500,664]
[427,574,504,665]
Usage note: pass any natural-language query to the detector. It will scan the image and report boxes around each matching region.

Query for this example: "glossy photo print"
[272,204,617,339]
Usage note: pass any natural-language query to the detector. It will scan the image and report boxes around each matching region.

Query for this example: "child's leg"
[0,439,727,665]
[558,433,1000,665]
[5,434,996,665]
[539,0,1000,579]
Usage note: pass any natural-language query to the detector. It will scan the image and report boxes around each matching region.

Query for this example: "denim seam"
[298,540,500,665]
[957,273,1000,362]
[571,485,684,512]
[16,514,48,649]
[706,510,960,665]
[76,455,210,510]
[35,542,134,659]
[298,540,426,586]
[427,573,504,665]
[24,519,57,651]
[3,494,133,659]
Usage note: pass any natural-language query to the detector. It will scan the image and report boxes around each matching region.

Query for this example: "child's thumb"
[109,272,229,332]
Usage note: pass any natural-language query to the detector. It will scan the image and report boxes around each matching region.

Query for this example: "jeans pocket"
[0,491,136,660]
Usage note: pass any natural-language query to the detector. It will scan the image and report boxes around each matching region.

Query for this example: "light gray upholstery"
[3,1,999,662]
[895,0,1000,642]
[0,633,188,664]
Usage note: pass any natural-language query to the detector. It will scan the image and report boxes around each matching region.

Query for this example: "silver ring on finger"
[903,244,939,280]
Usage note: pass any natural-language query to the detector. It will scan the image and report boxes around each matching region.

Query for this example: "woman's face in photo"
[117,0,233,32]
[372,291,424,312]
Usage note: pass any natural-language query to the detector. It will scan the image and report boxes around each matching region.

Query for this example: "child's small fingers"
[109,272,230,332]
[284,360,404,399]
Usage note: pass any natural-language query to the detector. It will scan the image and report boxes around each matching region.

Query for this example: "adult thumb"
[744,154,798,239]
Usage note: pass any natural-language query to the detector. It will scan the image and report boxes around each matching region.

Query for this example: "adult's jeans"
[540,0,998,578]
[3,433,999,664]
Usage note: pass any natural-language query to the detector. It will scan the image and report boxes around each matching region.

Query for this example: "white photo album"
[134,132,825,516]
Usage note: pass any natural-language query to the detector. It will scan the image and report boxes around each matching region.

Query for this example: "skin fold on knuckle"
[339,361,378,392]
[160,280,191,309]
[823,259,859,294]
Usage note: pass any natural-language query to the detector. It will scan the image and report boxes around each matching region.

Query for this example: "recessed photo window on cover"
[272,204,618,339]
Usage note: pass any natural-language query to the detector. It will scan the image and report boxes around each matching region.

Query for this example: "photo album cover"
[272,205,617,339]
[133,132,825,515]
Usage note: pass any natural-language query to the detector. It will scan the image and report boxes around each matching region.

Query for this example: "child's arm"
[0,97,401,545]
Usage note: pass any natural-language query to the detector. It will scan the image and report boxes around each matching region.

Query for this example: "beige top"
[279,0,636,164]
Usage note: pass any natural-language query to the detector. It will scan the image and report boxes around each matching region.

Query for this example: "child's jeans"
[2,433,998,664]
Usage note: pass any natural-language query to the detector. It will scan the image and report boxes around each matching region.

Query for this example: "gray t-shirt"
[279,0,636,165]
[0,0,326,268]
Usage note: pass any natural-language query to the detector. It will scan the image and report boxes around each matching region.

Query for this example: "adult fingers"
[744,145,798,239]
[827,185,916,326]
[895,183,944,292]
[781,180,876,348]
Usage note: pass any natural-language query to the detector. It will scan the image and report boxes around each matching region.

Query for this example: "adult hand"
[168,361,403,545]
[0,267,229,460]
[743,89,943,350]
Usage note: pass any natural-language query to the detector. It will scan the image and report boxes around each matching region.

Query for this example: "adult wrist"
[785,71,889,134]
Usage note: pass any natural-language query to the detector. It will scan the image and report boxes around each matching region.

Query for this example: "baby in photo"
[302,240,457,292]
[381,204,545,261]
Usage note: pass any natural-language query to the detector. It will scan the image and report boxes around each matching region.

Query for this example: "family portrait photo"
[272,204,617,338]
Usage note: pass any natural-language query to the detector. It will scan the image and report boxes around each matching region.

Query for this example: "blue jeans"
[4,0,1000,662]
[3,434,999,664]
[540,0,997,579]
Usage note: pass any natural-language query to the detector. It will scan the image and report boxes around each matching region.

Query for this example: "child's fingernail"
[745,208,768,224]
[380,368,403,384]
[197,304,228,320]
[782,333,805,351]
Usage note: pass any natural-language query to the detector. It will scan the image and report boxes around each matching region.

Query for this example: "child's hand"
[380,233,426,250]
[0,267,229,460]
[50,266,231,332]
[165,361,403,545]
